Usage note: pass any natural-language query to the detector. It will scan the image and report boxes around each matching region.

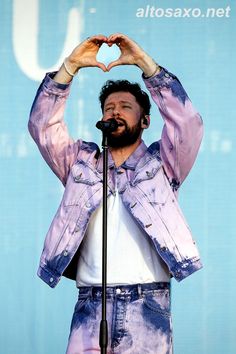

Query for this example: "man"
[29,33,203,354]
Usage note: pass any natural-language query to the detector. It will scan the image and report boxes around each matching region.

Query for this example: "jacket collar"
[96,140,148,172]
[120,141,147,170]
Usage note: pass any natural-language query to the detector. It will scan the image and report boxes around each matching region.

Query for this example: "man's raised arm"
[106,33,203,186]
[28,35,108,185]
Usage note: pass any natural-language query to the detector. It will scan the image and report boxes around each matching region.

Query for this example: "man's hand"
[67,35,108,73]
[54,33,160,84]
[107,33,160,77]
[54,34,108,83]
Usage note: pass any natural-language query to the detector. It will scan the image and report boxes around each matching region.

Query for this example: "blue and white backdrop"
[1,0,235,353]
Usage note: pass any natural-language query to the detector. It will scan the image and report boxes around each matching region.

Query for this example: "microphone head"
[96,118,118,133]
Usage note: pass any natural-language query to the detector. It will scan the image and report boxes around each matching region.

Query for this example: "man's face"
[103,91,143,148]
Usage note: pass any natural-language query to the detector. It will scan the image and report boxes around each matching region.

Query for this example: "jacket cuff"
[41,71,72,96]
[143,67,189,105]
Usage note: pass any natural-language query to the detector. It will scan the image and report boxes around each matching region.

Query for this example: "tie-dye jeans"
[66,282,173,354]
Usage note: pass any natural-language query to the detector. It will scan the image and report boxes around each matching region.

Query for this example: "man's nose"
[112,107,120,117]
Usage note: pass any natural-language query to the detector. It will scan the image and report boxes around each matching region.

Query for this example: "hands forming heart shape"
[68,33,146,73]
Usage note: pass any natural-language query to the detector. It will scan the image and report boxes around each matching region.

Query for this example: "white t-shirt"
[76,192,170,287]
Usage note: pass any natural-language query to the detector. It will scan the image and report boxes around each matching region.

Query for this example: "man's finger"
[107,59,122,71]
[107,33,125,45]
[88,34,108,42]
[96,61,108,72]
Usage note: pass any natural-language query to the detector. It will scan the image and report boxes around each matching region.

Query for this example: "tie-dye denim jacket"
[28,68,203,288]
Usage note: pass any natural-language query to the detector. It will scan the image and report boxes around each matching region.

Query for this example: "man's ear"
[141,115,150,129]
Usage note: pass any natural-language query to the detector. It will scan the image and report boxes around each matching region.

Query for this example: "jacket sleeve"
[143,68,203,188]
[28,72,82,186]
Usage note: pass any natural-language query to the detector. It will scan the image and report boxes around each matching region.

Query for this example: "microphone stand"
[96,119,118,354]
[99,131,108,354]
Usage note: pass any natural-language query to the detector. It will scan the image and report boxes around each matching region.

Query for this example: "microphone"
[96,118,118,133]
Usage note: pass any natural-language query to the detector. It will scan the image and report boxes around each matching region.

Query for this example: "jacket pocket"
[130,160,162,187]
[71,161,102,186]
[131,165,171,205]
[63,162,102,207]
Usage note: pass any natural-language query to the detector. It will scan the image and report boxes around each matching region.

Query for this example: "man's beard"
[106,118,142,148]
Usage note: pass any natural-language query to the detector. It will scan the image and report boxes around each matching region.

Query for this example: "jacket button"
[49,277,54,283]
[145,224,152,228]
[63,250,68,257]
[74,173,82,181]
[175,271,181,278]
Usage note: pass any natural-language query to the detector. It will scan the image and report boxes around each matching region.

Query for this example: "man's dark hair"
[99,80,151,115]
